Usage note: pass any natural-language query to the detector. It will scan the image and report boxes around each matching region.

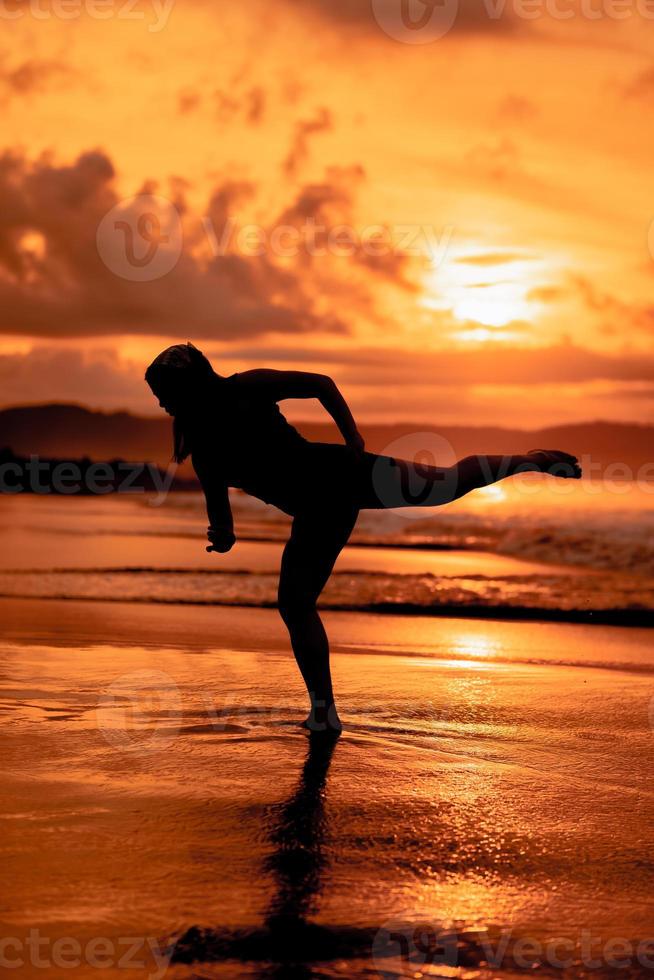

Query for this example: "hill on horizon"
[1,403,653,478]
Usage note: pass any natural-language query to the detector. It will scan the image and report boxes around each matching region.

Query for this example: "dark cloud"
[0,148,425,342]
[179,84,265,124]
[0,58,72,102]
[0,346,145,411]
[7,342,654,414]
[246,86,266,125]
[285,0,518,36]
[178,88,202,115]
[216,342,654,387]
[497,94,538,121]
[0,148,354,340]
[623,66,654,101]
[456,251,532,266]
[274,164,418,290]
[283,107,333,178]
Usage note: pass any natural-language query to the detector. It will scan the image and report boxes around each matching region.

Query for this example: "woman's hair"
[145,342,215,463]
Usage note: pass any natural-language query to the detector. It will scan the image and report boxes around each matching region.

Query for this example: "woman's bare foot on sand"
[525,449,582,479]
[302,703,343,735]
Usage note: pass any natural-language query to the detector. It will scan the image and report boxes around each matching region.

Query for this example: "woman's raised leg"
[278,505,359,734]
[364,448,581,509]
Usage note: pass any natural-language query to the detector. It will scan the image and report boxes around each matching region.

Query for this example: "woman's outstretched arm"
[236,369,365,454]
[191,450,235,553]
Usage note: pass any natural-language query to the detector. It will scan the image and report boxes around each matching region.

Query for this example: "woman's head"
[146,342,214,413]
[145,343,215,461]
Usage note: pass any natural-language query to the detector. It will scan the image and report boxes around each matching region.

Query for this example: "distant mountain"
[1,403,653,478]
[0,448,198,494]
[0,404,171,465]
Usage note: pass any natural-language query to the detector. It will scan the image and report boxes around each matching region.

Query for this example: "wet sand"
[2,597,653,978]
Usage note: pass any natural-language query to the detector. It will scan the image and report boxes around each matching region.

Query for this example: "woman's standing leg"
[278,505,359,734]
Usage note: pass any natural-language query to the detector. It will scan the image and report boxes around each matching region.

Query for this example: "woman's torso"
[194,375,370,515]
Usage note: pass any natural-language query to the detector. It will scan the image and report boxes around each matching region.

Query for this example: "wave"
[1,566,654,630]
[169,920,654,977]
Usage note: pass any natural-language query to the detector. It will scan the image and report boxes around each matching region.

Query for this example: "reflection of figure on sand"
[261,733,337,967]
[171,734,375,976]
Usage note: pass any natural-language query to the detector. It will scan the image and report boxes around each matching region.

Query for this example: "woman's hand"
[346,430,366,459]
[206,526,236,554]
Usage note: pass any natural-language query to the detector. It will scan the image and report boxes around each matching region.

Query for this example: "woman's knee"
[278,591,317,626]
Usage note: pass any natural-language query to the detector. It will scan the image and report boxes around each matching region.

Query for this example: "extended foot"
[526,449,582,479]
[301,703,343,735]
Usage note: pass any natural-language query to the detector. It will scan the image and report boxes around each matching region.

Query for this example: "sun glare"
[421,250,549,333]
[451,283,532,327]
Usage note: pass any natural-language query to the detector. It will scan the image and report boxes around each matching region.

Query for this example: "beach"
[2,595,654,979]
[1,488,654,978]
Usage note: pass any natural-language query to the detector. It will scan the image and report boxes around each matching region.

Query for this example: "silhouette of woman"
[146,343,581,733]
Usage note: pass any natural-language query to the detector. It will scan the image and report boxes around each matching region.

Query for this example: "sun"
[420,248,549,333]
[451,282,532,328]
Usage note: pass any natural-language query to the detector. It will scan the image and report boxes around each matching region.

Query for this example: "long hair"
[145,342,215,463]
[171,416,192,465]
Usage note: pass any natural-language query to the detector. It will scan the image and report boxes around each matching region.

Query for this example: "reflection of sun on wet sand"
[2,596,653,978]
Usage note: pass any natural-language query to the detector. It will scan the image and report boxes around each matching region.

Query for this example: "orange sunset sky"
[1,0,654,427]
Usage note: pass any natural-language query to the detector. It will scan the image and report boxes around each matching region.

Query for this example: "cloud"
[0,148,355,340]
[497,94,538,122]
[6,341,654,416]
[0,58,72,103]
[464,137,523,182]
[456,251,533,266]
[571,275,654,335]
[0,148,426,342]
[179,83,265,123]
[0,346,145,411]
[285,0,518,35]
[246,86,266,125]
[623,66,654,101]
[178,88,202,115]
[527,285,566,302]
[216,342,654,386]
[283,107,333,178]
[274,164,419,290]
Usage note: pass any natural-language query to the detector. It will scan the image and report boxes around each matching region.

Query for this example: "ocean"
[1,477,654,626]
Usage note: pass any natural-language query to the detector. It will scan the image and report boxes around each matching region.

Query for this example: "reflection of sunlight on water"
[413,877,535,931]
[413,630,503,670]
[451,633,499,660]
